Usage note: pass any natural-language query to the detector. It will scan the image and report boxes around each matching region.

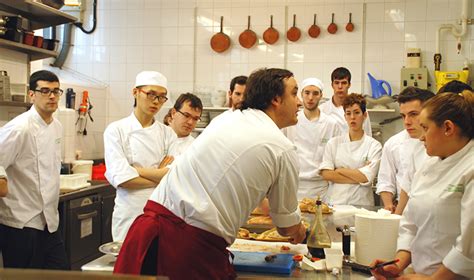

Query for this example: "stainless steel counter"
[82,206,376,278]
[59,180,113,202]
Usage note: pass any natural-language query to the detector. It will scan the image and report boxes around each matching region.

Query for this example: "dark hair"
[173,92,203,111]
[163,108,172,125]
[229,75,248,92]
[423,90,474,139]
[438,80,472,94]
[240,68,293,111]
[397,86,434,104]
[331,67,351,83]
[342,93,367,113]
[29,70,59,91]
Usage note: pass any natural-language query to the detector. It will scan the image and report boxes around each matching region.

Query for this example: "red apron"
[114,200,236,280]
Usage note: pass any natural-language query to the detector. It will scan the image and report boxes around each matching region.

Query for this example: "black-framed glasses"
[34,88,63,96]
[176,109,201,122]
[137,88,168,103]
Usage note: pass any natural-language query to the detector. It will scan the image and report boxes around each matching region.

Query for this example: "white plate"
[99,241,122,256]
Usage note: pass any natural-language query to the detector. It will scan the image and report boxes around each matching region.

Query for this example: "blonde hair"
[423,90,474,139]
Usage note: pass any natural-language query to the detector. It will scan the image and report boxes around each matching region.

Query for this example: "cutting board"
[232,251,295,275]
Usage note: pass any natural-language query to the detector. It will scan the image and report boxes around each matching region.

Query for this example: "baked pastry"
[247,216,273,225]
[299,198,331,214]
[256,228,291,242]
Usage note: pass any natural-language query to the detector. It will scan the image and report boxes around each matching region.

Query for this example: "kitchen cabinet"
[0,0,76,60]
[0,0,76,30]
[58,181,116,270]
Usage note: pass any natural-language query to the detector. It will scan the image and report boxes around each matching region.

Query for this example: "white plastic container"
[324,248,343,271]
[355,213,401,266]
[60,174,90,191]
[72,160,94,180]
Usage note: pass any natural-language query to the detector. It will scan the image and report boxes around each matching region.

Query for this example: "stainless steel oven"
[66,194,102,270]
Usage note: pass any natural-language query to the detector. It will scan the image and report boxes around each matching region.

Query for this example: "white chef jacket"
[319,134,382,206]
[284,110,340,200]
[319,98,372,136]
[399,138,430,194]
[0,166,6,179]
[201,108,235,135]
[0,106,62,232]
[171,135,195,157]
[375,129,411,199]
[150,109,302,244]
[397,140,473,278]
[104,112,178,241]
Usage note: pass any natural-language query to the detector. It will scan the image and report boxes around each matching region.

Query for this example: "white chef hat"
[300,77,324,92]
[134,71,168,91]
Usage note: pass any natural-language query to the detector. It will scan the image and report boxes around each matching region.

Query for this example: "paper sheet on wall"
[81,217,93,238]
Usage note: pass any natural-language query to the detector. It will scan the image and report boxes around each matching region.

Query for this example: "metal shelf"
[0,101,31,108]
[0,0,77,30]
[0,38,58,60]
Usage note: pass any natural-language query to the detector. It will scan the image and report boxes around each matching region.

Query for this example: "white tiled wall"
[60,0,474,101]
[33,0,474,154]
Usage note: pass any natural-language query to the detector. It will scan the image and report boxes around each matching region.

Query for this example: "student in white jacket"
[375,87,434,213]
[167,93,202,156]
[0,70,68,269]
[205,75,247,132]
[371,91,474,280]
[320,67,372,136]
[284,77,340,200]
[104,71,177,242]
[320,94,382,206]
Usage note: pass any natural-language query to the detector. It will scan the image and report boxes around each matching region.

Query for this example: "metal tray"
[98,241,122,256]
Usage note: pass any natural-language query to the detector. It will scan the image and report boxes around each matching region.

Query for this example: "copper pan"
[263,15,279,45]
[327,13,338,34]
[346,13,354,32]
[210,16,231,53]
[308,14,321,38]
[239,16,257,49]
[286,14,301,42]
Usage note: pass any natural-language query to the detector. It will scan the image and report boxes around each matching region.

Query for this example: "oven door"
[67,194,102,269]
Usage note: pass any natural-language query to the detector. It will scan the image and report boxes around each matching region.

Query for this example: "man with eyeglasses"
[167,93,203,156]
[104,71,177,242]
[0,70,69,269]
[283,78,340,200]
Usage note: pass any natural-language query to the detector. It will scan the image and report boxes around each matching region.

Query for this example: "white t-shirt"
[319,134,382,206]
[397,140,473,278]
[319,98,372,136]
[284,110,340,200]
[0,106,62,232]
[150,109,302,244]
[104,112,177,241]
[375,129,411,199]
